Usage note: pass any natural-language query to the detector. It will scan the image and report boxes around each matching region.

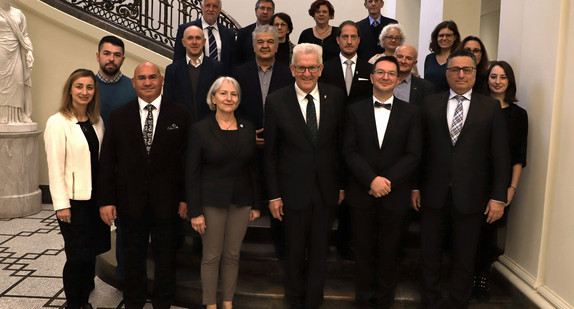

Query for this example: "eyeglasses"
[384,35,400,41]
[373,70,397,77]
[273,22,287,28]
[446,66,476,75]
[293,65,321,74]
[438,33,454,39]
[464,48,482,55]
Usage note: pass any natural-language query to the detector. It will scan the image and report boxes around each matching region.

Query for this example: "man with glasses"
[265,43,345,309]
[172,0,235,69]
[412,50,510,308]
[344,55,422,308]
[320,20,373,261]
[235,0,275,66]
[394,44,434,106]
[356,0,398,60]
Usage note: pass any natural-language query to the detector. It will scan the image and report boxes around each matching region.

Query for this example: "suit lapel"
[362,99,380,149]
[380,99,401,150]
[126,100,148,155]
[455,95,479,146]
[286,87,314,145]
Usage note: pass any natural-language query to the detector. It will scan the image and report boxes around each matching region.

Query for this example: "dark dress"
[424,53,449,93]
[298,27,340,63]
[59,119,111,307]
[276,40,294,66]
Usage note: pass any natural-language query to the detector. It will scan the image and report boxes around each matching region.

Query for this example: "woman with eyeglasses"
[297,0,339,63]
[44,69,110,309]
[272,12,295,66]
[474,61,528,300]
[424,20,461,93]
[458,36,490,91]
[368,23,405,64]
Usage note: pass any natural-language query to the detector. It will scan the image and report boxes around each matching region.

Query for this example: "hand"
[99,205,117,226]
[506,187,516,206]
[338,190,345,205]
[255,128,264,148]
[56,209,72,224]
[411,191,421,212]
[249,209,261,222]
[191,215,207,234]
[369,176,391,197]
[484,200,506,224]
[268,199,284,221]
[178,202,187,219]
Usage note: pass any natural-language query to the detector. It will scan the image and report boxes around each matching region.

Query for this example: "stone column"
[0,123,42,218]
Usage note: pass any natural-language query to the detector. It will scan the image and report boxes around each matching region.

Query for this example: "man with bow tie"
[343,55,421,309]
[98,62,191,309]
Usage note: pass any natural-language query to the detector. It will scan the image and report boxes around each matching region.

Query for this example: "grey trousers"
[201,204,252,305]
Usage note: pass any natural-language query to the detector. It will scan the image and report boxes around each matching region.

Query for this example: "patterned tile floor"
[0,204,187,309]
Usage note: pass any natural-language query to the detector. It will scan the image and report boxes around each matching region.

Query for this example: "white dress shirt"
[295,83,321,128]
[186,53,204,67]
[446,89,472,131]
[138,95,162,141]
[373,95,393,148]
[201,17,222,61]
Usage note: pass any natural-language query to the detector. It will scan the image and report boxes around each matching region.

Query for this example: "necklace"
[216,116,236,130]
[314,25,331,39]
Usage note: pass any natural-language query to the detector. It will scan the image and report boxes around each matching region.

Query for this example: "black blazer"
[419,92,510,214]
[173,19,236,69]
[409,75,435,106]
[344,97,421,210]
[186,115,260,218]
[356,16,398,60]
[234,22,257,66]
[97,99,192,221]
[264,83,345,209]
[163,56,227,122]
[320,56,373,105]
[232,60,294,129]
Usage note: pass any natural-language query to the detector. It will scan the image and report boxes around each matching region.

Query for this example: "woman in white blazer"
[44,69,110,309]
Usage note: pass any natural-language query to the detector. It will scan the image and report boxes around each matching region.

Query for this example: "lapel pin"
[324,95,327,99]
[240,124,244,128]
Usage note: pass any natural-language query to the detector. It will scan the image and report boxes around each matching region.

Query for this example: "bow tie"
[374,101,392,110]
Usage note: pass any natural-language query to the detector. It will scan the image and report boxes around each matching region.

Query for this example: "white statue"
[0,0,33,124]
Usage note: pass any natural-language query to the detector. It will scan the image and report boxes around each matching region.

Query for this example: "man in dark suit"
[232,25,294,258]
[320,20,373,106]
[164,25,226,122]
[98,62,191,309]
[394,44,434,106]
[173,0,235,69]
[412,50,510,308]
[356,0,398,60]
[320,20,373,260]
[234,0,275,66]
[344,56,421,309]
[265,43,345,309]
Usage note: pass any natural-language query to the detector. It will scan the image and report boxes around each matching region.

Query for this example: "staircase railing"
[41,0,240,58]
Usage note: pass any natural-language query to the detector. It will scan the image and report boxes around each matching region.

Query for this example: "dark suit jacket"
[234,22,257,66]
[173,19,235,68]
[319,56,373,106]
[344,97,421,210]
[408,75,435,106]
[97,99,192,221]
[264,83,345,209]
[186,115,260,218]
[356,16,398,60]
[232,60,294,129]
[163,56,227,122]
[419,92,510,214]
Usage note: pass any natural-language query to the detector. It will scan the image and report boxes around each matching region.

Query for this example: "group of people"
[43,0,528,309]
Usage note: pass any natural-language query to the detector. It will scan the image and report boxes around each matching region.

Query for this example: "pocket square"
[167,124,179,130]
[358,77,369,81]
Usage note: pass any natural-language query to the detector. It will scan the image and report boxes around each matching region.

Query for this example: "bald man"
[98,62,192,309]
[393,44,434,106]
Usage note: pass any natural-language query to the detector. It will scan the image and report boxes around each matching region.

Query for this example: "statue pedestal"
[0,124,42,218]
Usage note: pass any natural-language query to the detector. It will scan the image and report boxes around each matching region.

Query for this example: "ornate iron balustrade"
[44,0,240,55]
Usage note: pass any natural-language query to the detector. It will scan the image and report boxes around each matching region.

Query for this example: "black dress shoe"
[472,274,491,301]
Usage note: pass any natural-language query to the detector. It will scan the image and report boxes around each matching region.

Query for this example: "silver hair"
[252,24,279,45]
[201,0,222,5]
[291,43,323,65]
[379,23,405,47]
[206,76,241,111]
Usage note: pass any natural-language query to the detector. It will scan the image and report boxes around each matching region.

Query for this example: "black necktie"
[374,101,392,110]
[305,94,318,143]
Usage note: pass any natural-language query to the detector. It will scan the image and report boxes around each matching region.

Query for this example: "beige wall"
[496,0,574,307]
